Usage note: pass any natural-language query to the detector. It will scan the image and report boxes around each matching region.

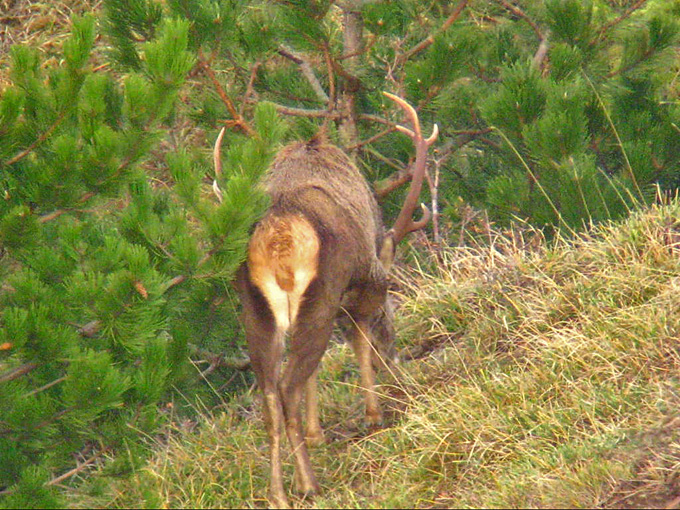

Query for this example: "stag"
[231,92,438,508]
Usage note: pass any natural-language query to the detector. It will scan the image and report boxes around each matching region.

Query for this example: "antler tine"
[212,127,226,203]
[407,203,432,233]
[382,91,439,245]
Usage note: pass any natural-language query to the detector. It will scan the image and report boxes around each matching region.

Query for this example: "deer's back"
[262,140,384,259]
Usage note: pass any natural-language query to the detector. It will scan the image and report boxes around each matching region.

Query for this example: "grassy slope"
[5,4,678,507]
[69,202,680,509]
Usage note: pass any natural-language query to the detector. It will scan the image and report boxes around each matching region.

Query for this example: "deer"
[230,92,438,508]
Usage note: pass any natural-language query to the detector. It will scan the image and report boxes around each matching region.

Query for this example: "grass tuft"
[72,202,680,508]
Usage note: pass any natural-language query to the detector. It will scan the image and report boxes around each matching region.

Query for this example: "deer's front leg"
[348,319,383,427]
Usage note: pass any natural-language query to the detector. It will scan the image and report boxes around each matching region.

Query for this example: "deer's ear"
[379,231,396,271]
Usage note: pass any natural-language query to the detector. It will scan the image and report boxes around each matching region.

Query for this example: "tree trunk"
[338,1,363,155]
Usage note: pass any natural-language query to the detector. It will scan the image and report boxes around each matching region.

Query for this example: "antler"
[382,92,439,245]
[212,126,226,203]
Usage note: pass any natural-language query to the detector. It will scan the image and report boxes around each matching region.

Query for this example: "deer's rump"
[247,212,320,333]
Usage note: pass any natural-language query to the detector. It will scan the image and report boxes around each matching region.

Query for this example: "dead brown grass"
[0,0,102,88]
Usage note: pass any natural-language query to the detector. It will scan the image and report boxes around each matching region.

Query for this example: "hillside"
[2,1,679,507]
[67,202,680,509]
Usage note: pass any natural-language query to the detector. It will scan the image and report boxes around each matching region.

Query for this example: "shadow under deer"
[229,93,438,508]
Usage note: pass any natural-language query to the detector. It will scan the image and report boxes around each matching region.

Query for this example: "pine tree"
[0,13,281,503]
[101,0,679,233]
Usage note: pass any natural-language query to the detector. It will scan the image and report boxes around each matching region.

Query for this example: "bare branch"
[278,45,329,104]
[200,353,251,377]
[397,0,469,65]
[495,0,543,41]
[242,61,262,112]
[198,53,256,137]
[532,32,550,70]
[78,320,101,337]
[338,3,365,151]
[322,42,336,109]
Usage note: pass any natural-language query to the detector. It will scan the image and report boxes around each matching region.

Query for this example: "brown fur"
[236,138,396,508]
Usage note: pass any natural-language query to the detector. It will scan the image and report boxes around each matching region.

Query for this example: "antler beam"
[382,91,439,244]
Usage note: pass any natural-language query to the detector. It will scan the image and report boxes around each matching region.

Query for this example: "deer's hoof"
[364,410,384,428]
[268,490,290,509]
[305,429,326,448]
[294,469,321,499]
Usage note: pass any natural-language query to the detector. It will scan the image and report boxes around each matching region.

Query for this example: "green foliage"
[481,61,548,141]
[0,9,282,504]
[0,466,61,509]
[546,0,593,48]
[103,0,163,69]
[72,202,680,509]
[2,0,679,505]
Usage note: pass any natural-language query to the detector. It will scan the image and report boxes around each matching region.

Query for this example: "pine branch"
[23,376,67,398]
[269,104,341,118]
[277,45,329,104]
[198,53,256,137]
[606,46,655,78]
[495,0,543,41]
[346,125,398,151]
[374,162,415,198]
[76,248,212,340]
[0,450,107,496]
[335,32,376,61]
[46,450,105,487]
[0,362,38,384]
[397,0,469,65]
[38,193,95,224]
[594,0,648,43]
[4,112,67,166]
[357,113,395,126]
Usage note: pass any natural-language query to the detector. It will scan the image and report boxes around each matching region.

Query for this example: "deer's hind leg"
[304,367,325,447]
[240,278,290,508]
[248,331,288,507]
[279,296,337,497]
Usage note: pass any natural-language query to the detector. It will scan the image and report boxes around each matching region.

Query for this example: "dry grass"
[0,0,102,88]
[5,3,678,506]
[64,202,680,509]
